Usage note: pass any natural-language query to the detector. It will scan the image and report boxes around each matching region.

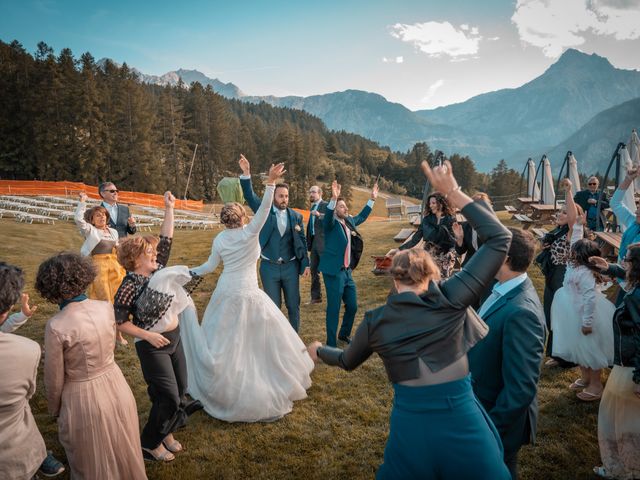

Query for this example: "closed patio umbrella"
[618,145,636,232]
[527,158,540,200]
[568,153,581,192]
[541,157,555,205]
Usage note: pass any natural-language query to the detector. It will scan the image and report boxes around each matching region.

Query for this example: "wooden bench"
[513,214,534,229]
[529,204,558,224]
[385,198,406,218]
[394,228,416,243]
[505,205,518,215]
[593,231,622,260]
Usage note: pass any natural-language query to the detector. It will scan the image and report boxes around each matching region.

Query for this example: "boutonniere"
[350,230,357,236]
[294,225,302,232]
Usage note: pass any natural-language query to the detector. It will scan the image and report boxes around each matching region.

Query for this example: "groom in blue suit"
[239,156,309,332]
[320,180,377,347]
[468,228,546,480]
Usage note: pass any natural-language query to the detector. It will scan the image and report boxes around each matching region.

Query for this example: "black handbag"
[534,249,554,278]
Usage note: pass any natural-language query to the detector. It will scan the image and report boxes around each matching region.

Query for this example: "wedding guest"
[75,191,128,346]
[610,169,640,305]
[307,185,328,304]
[453,192,492,267]
[99,181,137,238]
[114,191,201,462]
[574,176,609,231]
[539,187,585,367]
[0,262,63,479]
[399,192,456,278]
[468,228,546,479]
[36,253,147,479]
[589,248,640,479]
[308,161,512,480]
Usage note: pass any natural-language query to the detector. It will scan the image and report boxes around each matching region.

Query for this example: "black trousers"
[136,326,189,449]
[309,244,322,301]
[543,264,566,358]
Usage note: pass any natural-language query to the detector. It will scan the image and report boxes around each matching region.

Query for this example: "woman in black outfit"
[590,249,640,479]
[398,192,456,278]
[307,161,512,480]
[114,191,200,463]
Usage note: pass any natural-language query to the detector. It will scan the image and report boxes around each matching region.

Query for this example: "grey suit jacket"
[468,277,546,455]
[104,203,136,238]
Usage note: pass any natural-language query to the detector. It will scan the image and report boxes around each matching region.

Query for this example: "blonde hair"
[220,202,246,228]
[117,235,160,271]
[390,249,441,285]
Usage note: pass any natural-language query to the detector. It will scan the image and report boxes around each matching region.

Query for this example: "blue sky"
[2,0,639,109]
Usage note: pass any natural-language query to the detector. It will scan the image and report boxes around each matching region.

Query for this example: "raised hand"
[128,215,136,226]
[164,191,176,209]
[20,293,38,317]
[331,180,341,200]
[267,163,286,184]
[371,183,379,200]
[239,154,251,176]
[78,192,88,202]
[562,178,572,192]
[420,160,458,196]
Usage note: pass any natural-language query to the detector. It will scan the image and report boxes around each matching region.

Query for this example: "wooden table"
[517,197,537,213]
[529,204,559,224]
[593,231,622,260]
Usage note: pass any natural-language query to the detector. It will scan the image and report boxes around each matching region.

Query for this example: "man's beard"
[275,202,288,210]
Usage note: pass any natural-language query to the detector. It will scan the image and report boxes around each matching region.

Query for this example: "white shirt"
[273,206,288,236]
[101,201,118,223]
[478,273,528,318]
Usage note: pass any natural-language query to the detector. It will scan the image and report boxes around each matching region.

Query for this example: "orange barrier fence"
[292,208,387,223]
[0,180,204,211]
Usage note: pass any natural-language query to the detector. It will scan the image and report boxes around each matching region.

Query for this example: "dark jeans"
[259,260,301,331]
[309,245,322,301]
[322,268,357,347]
[136,326,189,449]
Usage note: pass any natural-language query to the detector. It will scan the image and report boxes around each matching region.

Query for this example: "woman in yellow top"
[74,191,127,345]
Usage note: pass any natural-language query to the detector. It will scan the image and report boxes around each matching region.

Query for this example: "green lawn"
[1,209,601,480]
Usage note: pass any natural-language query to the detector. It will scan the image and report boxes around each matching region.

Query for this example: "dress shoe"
[338,335,351,344]
[306,298,322,305]
[184,399,204,416]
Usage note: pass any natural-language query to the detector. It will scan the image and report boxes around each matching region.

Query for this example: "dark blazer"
[240,177,309,274]
[307,200,328,252]
[103,203,136,238]
[573,189,609,213]
[455,222,484,267]
[468,278,546,456]
[400,214,455,253]
[319,201,372,276]
[318,201,512,379]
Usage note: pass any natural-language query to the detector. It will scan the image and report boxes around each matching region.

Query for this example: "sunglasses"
[588,183,597,186]
[105,189,118,193]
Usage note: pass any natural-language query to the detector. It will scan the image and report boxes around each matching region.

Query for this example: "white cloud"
[390,21,482,60]
[382,56,404,64]
[512,0,640,57]
[396,56,404,63]
[422,79,445,103]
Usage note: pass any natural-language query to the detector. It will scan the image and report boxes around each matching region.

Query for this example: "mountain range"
[107,49,640,173]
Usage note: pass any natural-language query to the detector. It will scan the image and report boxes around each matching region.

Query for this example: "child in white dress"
[551,180,614,401]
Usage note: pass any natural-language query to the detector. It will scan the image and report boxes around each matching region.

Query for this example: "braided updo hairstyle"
[220,202,246,229]
[390,249,441,286]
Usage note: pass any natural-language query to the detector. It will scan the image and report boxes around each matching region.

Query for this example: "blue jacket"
[319,201,372,276]
[468,277,546,455]
[240,177,309,274]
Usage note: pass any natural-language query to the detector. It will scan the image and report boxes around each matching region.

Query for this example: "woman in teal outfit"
[308,161,512,480]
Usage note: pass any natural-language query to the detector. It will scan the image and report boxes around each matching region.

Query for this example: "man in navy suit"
[99,182,137,238]
[307,185,328,304]
[468,228,546,480]
[320,180,377,347]
[239,156,309,332]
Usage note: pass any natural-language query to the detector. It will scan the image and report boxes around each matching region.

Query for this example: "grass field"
[1,194,602,480]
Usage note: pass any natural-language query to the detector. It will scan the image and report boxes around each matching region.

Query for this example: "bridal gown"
[181,184,314,422]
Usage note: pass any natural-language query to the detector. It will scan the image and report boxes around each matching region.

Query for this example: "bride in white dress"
[181,160,314,422]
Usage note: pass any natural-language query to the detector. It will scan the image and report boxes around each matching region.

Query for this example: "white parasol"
[541,157,555,205]
[568,153,581,192]
[527,158,540,200]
